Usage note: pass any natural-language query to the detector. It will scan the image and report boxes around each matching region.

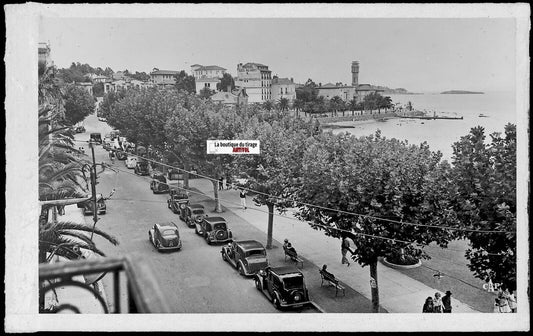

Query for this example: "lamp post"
[82,140,99,241]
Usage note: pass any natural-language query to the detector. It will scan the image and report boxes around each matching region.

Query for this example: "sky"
[39,15,517,93]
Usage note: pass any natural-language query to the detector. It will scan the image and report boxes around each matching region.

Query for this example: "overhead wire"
[106,149,514,235]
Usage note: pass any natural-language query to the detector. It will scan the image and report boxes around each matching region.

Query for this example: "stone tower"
[351,61,359,87]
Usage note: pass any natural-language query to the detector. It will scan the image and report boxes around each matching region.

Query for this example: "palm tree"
[292,98,304,117]
[262,100,274,112]
[330,96,344,117]
[277,97,289,112]
[348,98,358,116]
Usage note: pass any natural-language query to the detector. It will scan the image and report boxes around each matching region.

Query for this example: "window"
[285,88,288,94]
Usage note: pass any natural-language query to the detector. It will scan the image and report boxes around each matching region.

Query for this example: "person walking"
[239,189,247,210]
[218,177,223,191]
[341,235,353,267]
[493,298,501,313]
[442,291,452,313]
[422,297,434,313]
[508,289,517,313]
[433,292,444,313]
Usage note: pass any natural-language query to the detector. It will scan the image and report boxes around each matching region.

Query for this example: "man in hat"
[283,238,290,251]
[442,290,452,313]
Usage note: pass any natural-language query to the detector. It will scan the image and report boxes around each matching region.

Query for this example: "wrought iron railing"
[39,256,171,313]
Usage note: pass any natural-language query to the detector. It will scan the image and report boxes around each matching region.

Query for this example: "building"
[92,75,110,84]
[75,82,93,96]
[195,77,220,94]
[316,61,383,102]
[211,88,248,107]
[271,77,296,103]
[38,42,53,68]
[149,68,179,86]
[235,62,272,103]
[191,65,226,80]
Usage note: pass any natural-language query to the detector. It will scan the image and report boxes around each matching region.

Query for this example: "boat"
[478,114,489,118]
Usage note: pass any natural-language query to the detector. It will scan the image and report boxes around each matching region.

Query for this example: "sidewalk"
[190,178,482,313]
[44,204,109,313]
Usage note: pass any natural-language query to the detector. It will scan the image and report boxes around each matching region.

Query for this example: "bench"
[319,269,346,297]
[284,247,304,268]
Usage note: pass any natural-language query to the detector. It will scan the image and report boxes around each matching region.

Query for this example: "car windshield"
[213,223,227,231]
[173,194,188,200]
[192,209,204,215]
[245,249,266,257]
[162,229,178,238]
[282,275,304,290]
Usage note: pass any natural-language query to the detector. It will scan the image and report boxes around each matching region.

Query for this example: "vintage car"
[179,203,206,227]
[75,125,85,133]
[148,222,182,251]
[195,216,233,245]
[150,173,169,194]
[89,132,102,145]
[134,161,150,176]
[254,266,312,310]
[221,240,269,276]
[79,194,107,215]
[167,188,190,214]
[116,150,127,160]
[125,156,138,169]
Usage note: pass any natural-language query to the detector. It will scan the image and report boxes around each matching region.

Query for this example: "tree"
[93,82,105,97]
[330,96,344,116]
[199,86,215,99]
[277,97,290,112]
[235,116,316,248]
[297,131,452,312]
[217,73,235,92]
[292,98,304,115]
[103,67,114,77]
[295,79,318,102]
[130,71,151,82]
[262,100,274,112]
[174,70,196,94]
[63,85,96,125]
[348,97,358,116]
[406,101,413,111]
[448,125,516,289]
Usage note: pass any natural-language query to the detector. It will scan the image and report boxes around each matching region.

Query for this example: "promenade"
[190,178,492,313]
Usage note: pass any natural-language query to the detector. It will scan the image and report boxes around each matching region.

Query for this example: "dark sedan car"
[148,222,182,251]
[79,194,106,215]
[167,189,190,214]
[221,240,268,276]
[195,216,233,245]
[134,161,150,176]
[179,203,206,227]
[150,173,169,194]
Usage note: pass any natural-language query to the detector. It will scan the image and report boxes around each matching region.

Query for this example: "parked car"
[79,194,106,215]
[134,161,150,176]
[102,137,112,151]
[167,188,190,214]
[148,222,182,251]
[221,240,269,276]
[254,266,311,310]
[150,173,169,194]
[90,133,102,145]
[195,216,233,244]
[75,125,85,133]
[116,150,127,160]
[179,203,206,227]
[125,156,138,169]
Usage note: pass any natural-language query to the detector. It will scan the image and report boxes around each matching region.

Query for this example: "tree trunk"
[370,259,380,313]
[211,179,223,213]
[266,203,274,249]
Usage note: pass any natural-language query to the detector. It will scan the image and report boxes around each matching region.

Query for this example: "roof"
[150,70,179,75]
[195,65,226,71]
[322,83,336,88]
[188,204,205,209]
[203,216,226,223]
[272,78,294,85]
[270,265,302,276]
[156,222,179,230]
[235,240,265,250]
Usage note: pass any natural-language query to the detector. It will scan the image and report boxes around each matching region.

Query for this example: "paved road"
[77,113,282,313]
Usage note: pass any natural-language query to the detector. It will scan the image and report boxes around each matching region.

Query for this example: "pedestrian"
[433,292,444,313]
[422,296,434,313]
[219,177,223,190]
[498,287,511,313]
[222,176,227,190]
[493,298,501,313]
[239,189,247,210]
[508,289,517,313]
[341,235,353,267]
[321,264,334,279]
[286,243,298,261]
[442,290,452,313]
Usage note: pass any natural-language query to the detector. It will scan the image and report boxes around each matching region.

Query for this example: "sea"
[330,91,519,161]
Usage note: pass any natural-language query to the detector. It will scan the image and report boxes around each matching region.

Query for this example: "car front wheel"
[221,251,227,261]
[255,278,262,290]
[238,263,244,276]
[272,293,281,309]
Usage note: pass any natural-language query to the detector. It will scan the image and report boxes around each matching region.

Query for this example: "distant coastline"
[440,90,484,94]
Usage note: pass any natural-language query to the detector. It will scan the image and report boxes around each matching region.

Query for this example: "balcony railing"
[39,256,171,313]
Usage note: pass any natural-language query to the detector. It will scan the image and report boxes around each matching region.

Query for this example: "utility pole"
[89,140,98,241]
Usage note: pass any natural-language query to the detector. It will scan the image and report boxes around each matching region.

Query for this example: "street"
[77,112,280,313]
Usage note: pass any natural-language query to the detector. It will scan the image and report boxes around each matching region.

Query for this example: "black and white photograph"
[4,3,530,332]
